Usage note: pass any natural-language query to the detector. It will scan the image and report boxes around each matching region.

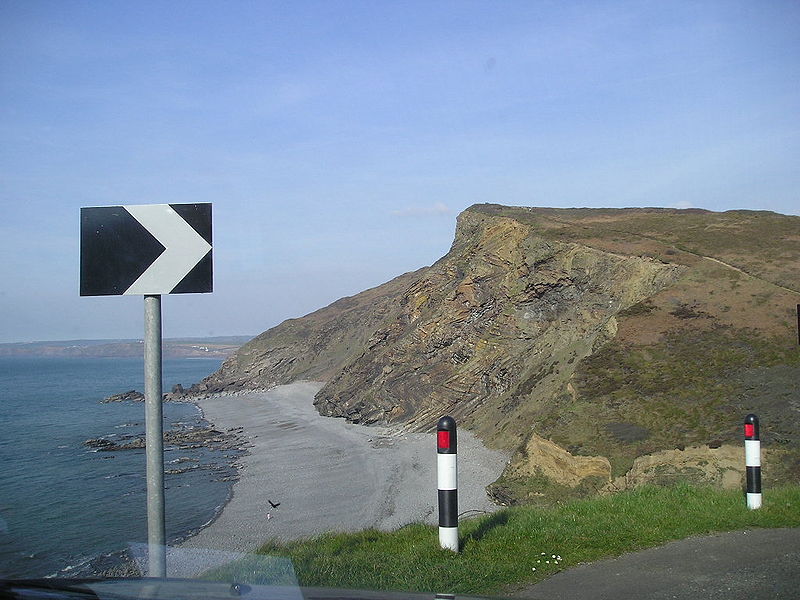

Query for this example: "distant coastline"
[0,336,252,359]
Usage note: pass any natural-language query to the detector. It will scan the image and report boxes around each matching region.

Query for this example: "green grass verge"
[210,484,800,595]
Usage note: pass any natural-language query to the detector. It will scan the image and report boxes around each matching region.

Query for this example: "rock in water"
[101,390,144,403]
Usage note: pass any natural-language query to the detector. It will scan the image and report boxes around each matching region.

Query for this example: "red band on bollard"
[438,430,450,450]
[744,413,761,509]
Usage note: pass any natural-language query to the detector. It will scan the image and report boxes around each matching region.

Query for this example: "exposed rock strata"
[505,433,611,487]
[313,211,681,451]
[195,208,682,452]
[190,270,423,394]
[188,204,800,498]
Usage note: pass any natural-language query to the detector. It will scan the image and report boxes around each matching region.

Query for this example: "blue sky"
[1,0,798,343]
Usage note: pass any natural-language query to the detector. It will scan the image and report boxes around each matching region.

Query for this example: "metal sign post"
[144,294,166,576]
[80,204,212,578]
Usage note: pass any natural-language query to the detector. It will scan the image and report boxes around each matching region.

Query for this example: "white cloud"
[391,202,451,217]
[671,200,694,209]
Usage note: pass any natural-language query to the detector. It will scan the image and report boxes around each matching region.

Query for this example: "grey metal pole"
[144,294,166,577]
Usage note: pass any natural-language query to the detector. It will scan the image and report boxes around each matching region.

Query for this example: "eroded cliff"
[193,204,800,500]
[313,210,682,453]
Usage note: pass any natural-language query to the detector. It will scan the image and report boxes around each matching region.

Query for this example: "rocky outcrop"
[189,204,800,499]
[102,386,192,403]
[505,434,611,487]
[102,390,144,403]
[190,270,423,395]
[606,445,744,492]
[313,210,681,450]
[83,426,244,452]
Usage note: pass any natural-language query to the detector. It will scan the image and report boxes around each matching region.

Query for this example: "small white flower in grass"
[541,552,546,555]
[546,561,550,564]
[531,567,536,571]
[551,555,556,558]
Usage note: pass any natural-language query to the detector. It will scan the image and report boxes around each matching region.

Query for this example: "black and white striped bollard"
[437,415,458,552]
[744,413,761,509]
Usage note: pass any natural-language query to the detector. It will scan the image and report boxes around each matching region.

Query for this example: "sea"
[0,356,239,579]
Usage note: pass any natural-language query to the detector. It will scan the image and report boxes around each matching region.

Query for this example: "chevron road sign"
[80,203,212,296]
[79,202,213,577]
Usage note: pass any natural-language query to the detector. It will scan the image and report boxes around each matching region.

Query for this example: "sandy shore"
[179,381,510,553]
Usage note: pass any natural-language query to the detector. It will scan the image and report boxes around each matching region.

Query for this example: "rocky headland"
[187,204,800,504]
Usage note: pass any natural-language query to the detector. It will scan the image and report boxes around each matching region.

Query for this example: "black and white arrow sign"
[80,203,212,296]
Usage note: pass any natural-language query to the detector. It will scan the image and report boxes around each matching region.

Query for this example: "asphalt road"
[511,528,800,600]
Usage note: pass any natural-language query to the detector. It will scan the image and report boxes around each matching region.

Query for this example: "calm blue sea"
[0,356,235,579]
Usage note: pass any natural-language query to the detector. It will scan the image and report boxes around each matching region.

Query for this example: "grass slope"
[211,484,800,595]
[464,205,800,498]
[548,325,800,478]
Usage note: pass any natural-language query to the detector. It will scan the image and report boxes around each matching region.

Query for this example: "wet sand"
[179,381,510,553]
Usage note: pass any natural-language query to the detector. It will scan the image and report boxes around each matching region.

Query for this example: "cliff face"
[195,204,800,498]
[193,269,422,393]
[313,210,681,451]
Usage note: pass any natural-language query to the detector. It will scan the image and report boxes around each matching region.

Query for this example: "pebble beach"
[180,381,510,554]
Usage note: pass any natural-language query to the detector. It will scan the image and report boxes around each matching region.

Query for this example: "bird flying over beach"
[268,500,280,508]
